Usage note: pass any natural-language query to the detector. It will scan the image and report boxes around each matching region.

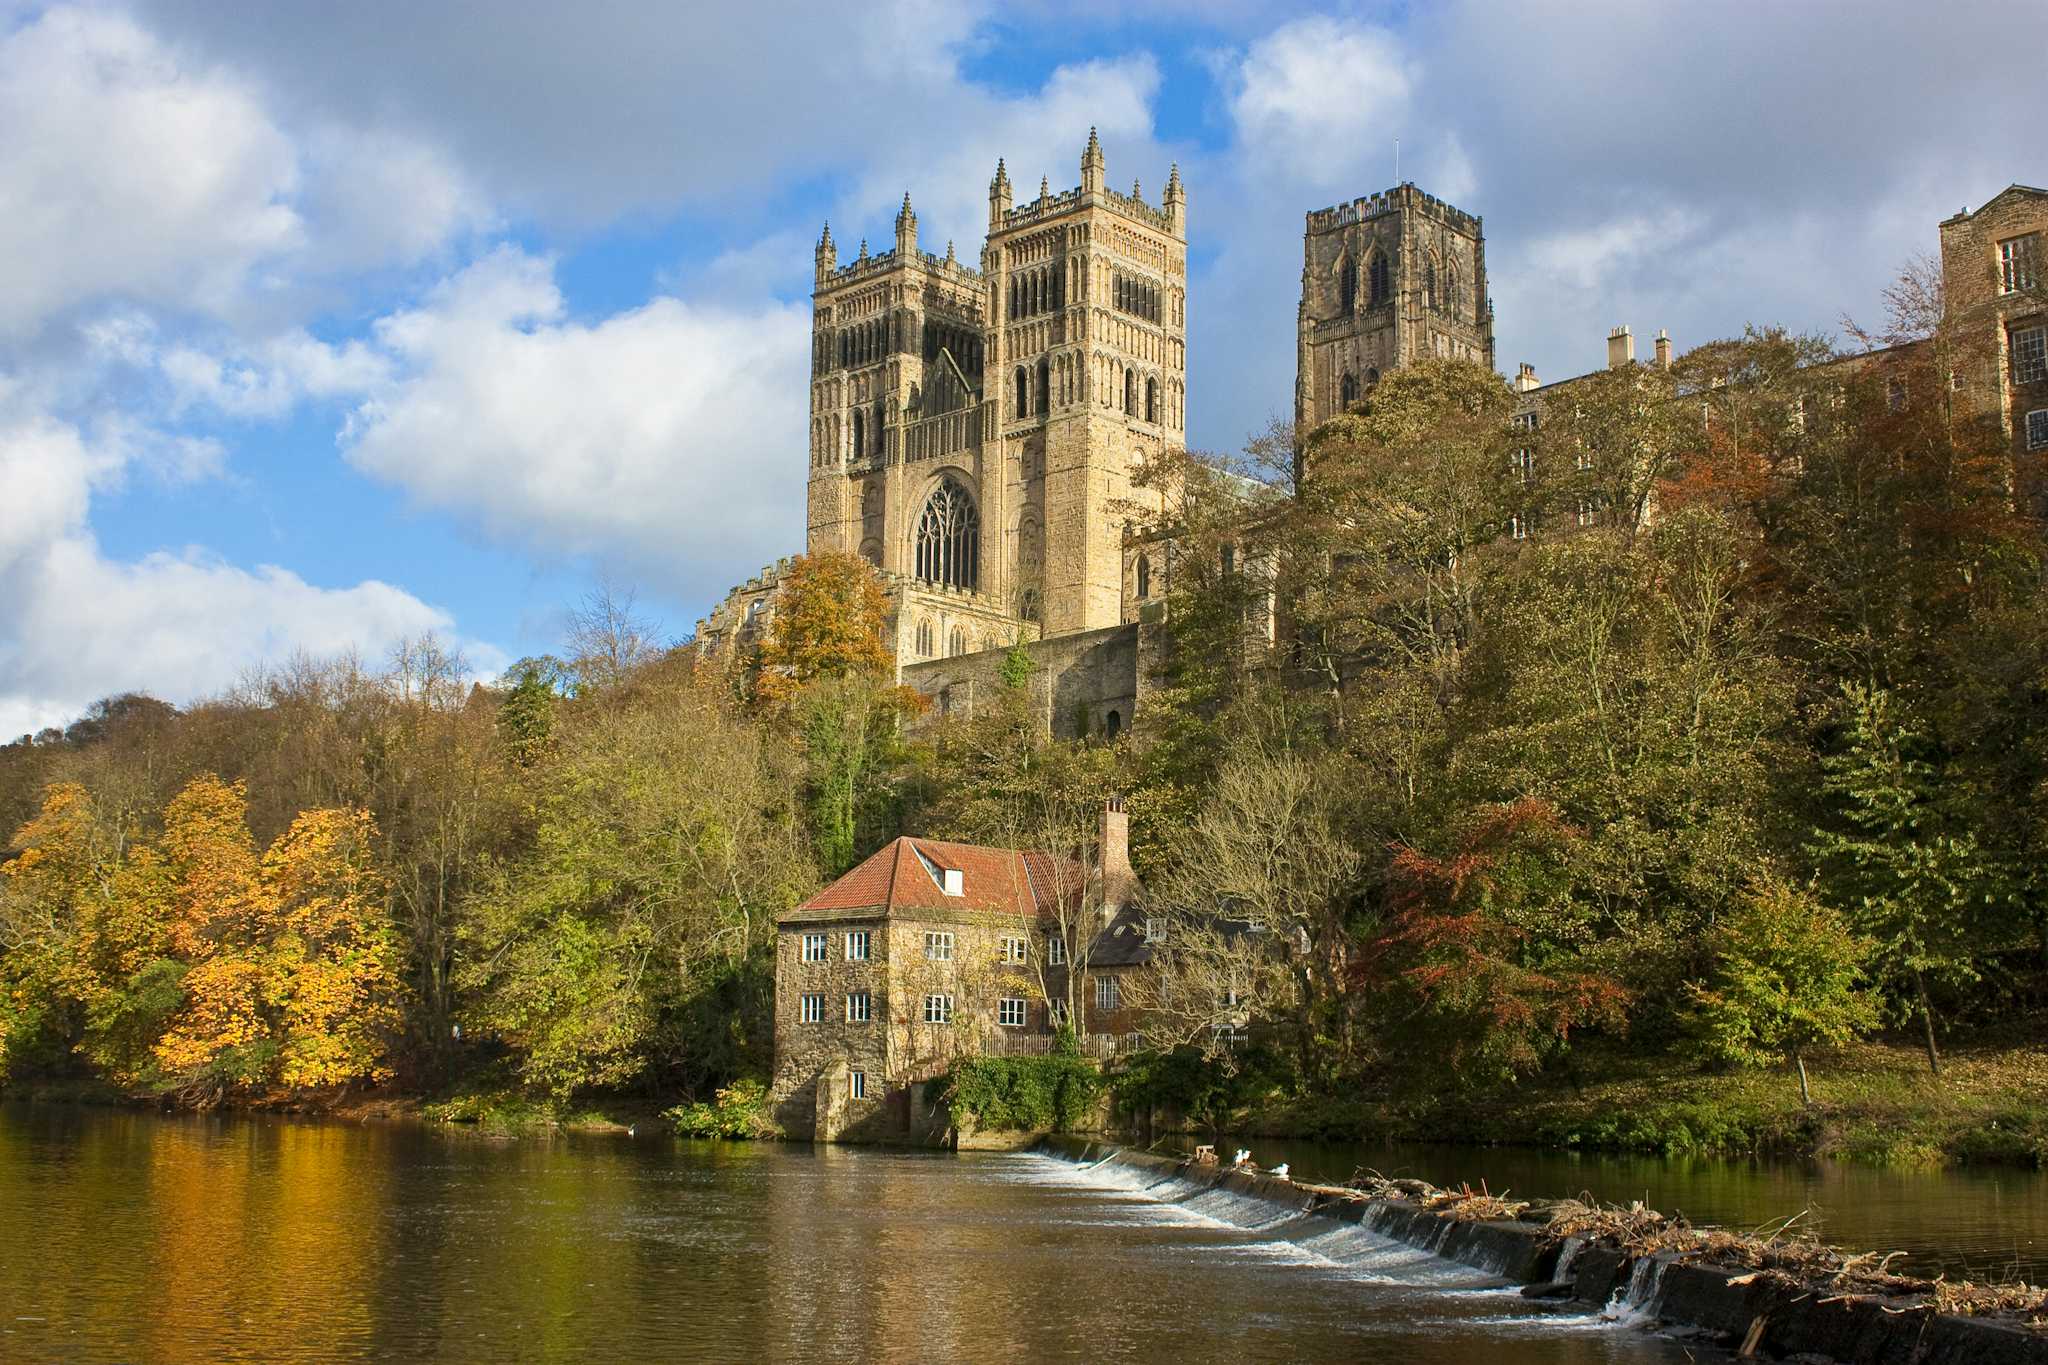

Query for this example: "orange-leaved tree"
[754,551,893,702]
[1375,797,1629,1082]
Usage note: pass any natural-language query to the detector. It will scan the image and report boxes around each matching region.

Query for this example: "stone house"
[768,799,1150,1143]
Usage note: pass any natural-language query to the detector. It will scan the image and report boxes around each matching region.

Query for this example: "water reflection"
[2,1105,2036,1362]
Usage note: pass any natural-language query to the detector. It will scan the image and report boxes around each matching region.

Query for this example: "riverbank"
[1204,1023,2048,1169]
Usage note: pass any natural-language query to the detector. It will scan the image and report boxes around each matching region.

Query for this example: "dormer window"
[912,845,964,896]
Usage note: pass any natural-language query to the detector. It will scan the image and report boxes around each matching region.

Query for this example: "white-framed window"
[1095,976,1121,1011]
[1049,999,1069,1027]
[999,935,1028,964]
[1576,499,1595,528]
[1510,514,1528,542]
[1513,447,1534,484]
[845,930,870,962]
[2001,234,2040,294]
[800,993,823,1023]
[2014,326,2047,386]
[1144,916,1165,943]
[846,991,871,1023]
[802,932,827,962]
[998,997,1027,1027]
[924,994,953,1024]
[1045,933,1067,965]
[849,1070,867,1099]
[1575,448,1592,473]
[2027,409,2048,451]
[924,931,953,961]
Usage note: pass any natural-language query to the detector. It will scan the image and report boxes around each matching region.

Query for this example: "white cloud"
[0,402,491,739]
[340,248,811,604]
[0,6,485,343]
[0,7,302,339]
[1227,17,1415,195]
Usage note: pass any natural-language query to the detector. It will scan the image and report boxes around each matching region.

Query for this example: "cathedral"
[699,131,1500,735]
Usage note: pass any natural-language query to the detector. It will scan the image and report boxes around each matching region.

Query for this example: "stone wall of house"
[768,909,893,1141]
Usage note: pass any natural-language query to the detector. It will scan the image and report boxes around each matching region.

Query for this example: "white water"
[1005,1152,1692,1348]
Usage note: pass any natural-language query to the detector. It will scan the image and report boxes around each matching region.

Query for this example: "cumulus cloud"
[1227,16,1415,196]
[0,5,484,343]
[340,248,811,605]
[0,402,482,738]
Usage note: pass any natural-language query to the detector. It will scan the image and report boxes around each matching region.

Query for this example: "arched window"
[949,626,966,657]
[1145,377,1158,423]
[1340,373,1359,408]
[1014,367,1028,418]
[1369,253,1390,307]
[1124,370,1136,415]
[1424,256,1438,309]
[1104,710,1122,741]
[1038,358,1051,416]
[1338,255,1356,315]
[1136,556,1151,599]
[915,619,934,656]
[1367,366,1380,386]
[851,409,865,458]
[915,477,980,590]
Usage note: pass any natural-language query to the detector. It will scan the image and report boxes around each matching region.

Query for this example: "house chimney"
[1098,797,1131,886]
[1608,325,1634,370]
[1654,328,1672,370]
[1514,361,1540,393]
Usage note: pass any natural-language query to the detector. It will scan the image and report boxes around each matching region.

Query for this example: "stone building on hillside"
[769,799,1152,1143]
[1940,185,2048,469]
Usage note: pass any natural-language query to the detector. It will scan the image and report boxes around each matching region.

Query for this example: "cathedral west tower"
[803,132,1184,653]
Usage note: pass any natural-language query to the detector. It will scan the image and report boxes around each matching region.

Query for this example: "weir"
[1035,1139,2048,1364]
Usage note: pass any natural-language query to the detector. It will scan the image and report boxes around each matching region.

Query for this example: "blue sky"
[2,0,2042,736]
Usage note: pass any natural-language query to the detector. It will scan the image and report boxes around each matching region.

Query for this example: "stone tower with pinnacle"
[804,131,1186,652]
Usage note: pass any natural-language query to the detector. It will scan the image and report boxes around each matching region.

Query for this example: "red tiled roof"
[792,836,1085,919]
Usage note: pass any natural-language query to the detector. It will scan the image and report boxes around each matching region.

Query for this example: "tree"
[755,552,892,701]
[1686,879,1878,1104]
[1378,799,1631,1083]
[1810,684,1999,1076]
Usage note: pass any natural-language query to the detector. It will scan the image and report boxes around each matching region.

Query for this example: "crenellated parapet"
[1307,183,1482,236]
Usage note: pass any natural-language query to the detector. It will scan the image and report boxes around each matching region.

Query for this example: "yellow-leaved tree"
[152,777,405,1097]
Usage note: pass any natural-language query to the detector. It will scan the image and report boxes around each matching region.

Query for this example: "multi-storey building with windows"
[769,800,1150,1143]
[1940,185,2048,468]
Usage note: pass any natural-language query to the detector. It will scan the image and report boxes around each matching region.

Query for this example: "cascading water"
[1012,1148,1707,1351]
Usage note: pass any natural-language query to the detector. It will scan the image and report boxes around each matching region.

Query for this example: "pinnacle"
[1040,176,1050,199]
[1132,177,1142,198]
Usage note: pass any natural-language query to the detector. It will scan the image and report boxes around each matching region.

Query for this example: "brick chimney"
[1654,328,1672,370]
[1098,797,1132,886]
[1608,325,1634,369]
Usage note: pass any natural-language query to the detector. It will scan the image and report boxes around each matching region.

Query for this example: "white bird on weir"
[1271,1163,1291,1181]
[1233,1148,1251,1167]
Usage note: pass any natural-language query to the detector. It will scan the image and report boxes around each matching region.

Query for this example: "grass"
[1223,1019,2048,1169]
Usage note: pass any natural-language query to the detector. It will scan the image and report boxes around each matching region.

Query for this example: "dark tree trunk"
[1913,968,1941,1076]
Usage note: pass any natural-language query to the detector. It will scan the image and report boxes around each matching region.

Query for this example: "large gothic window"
[1341,372,1359,408]
[1037,358,1051,416]
[1338,255,1355,315]
[1369,254,1390,307]
[915,478,980,590]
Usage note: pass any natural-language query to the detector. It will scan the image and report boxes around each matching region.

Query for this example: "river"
[0,1105,2040,1362]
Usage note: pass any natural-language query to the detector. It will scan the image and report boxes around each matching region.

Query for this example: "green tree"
[1686,879,1879,1104]
[1810,684,2000,1075]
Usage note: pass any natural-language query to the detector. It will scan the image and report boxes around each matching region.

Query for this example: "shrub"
[667,1078,778,1139]
[944,1053,1103,1132]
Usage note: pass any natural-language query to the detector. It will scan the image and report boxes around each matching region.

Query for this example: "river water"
[0,1106,2039,1362]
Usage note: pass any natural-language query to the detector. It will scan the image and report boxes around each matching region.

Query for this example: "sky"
[1,0,2042,738]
